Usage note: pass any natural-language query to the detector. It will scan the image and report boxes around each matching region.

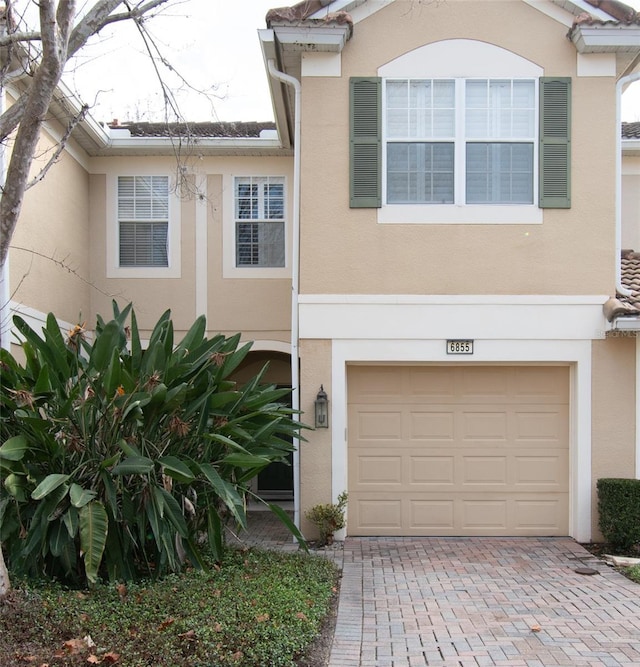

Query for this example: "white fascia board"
[623,139,640,156]
[571,26,640,52]
[307,0,370,18]
[298,295,609,341]
[612,316,640,330]
[270,25,350,52]
[107,137,283,152]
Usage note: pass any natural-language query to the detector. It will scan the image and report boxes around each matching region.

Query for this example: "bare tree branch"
[27,103,89,189]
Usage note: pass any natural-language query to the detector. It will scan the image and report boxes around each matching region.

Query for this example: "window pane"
[466,143,533,204]
[119,221,168,267]
[387,143,454,204]
[386,79,453,139]
[234,176,285,267]
[236,221,285,267]
[118,176,169,267]
[466,79,535,139]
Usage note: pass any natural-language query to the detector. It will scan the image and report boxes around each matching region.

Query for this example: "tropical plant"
[0,302,306,587]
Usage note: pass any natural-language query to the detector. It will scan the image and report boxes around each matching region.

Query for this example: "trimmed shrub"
[597,478,640,551]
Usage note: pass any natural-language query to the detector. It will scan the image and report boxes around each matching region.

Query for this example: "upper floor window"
[385,78,536,206]
[118,176,169,267]
[349,40,570,221]
[235,176,285,267]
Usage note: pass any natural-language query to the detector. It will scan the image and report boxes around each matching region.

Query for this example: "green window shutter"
[350,77,382,208]
[539,77,571,209]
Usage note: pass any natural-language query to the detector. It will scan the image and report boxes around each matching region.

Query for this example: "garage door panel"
[356,410,403,441]
[355,455,403,485]
[409,410,455,440]
[514,407,569,444]
[356,498,403,530]
[461,411,509,442]
[462,456,508,485]
[409,456,455,485]
[348,365,569,536]
[514,366,569,401]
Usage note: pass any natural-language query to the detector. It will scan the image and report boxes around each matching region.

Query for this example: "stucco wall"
[591,336,637,540]
[88,156,292,345]
[298,0,617,297]
[10,127,91,327]
[298,338,333,539]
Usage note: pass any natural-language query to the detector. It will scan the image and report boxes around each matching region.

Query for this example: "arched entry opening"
[231,349,293,500]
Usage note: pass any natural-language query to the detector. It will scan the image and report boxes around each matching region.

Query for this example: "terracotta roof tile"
[620,250,640,308]
[108,121,276,138]
[583,0,639,22]
[266,0,353,34]
[622,122,640,139]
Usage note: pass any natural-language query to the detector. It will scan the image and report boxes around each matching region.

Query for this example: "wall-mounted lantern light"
[314,385,329,428]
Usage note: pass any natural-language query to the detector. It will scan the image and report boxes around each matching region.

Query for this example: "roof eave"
[85,136,290,158]
[569,25,640,52]
[623,138,640,155]
[611,316,640,331]
[267,23,351,53]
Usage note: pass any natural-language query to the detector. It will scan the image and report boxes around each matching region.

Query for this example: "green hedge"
[597,478,640,551]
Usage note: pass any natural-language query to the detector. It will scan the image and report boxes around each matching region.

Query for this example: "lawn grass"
[625,563,640,584]
[0,548,340,667]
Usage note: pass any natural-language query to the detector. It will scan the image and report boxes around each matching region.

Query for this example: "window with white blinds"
[235,176,285,267]
[118,176,169,267]
[385,78,535,205]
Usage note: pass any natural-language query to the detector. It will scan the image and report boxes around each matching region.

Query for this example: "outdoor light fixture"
[314,385,329,428]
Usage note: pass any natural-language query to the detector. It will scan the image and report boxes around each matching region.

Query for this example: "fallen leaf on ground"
[531,625,541,632]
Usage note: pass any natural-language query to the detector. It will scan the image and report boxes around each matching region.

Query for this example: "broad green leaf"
[154,487,188,537]
[0,435,28,461]
[4,473,29,501]
[207,510,224,562]
[89,320,125,372]
[198,463,245,527]
[70,483,97,508]
[158,456,195,484]
[31,473,70,500]
[63,506,79,538]
[34,364,53,393]
[221,453,270,469]
[175,314,206,354]
[268,502,309,553]
[49,519,71,557]
[80,501,108,585]
[111,456,154,475]
[118,439,140,457]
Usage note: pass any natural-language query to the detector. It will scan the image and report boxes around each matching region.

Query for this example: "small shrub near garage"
[597,478,640,552]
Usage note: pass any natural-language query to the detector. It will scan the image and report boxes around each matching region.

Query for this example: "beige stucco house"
[2,0,640,542]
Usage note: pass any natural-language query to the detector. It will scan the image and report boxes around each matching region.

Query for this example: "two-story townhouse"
[3,0,639,542]
[260,0,640,542]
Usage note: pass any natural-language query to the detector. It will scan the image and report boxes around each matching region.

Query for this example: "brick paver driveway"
[328,537,640,667]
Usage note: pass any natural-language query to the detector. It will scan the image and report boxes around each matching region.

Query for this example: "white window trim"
[223,173,290,279]
[106,171,181,279]
[378,39,543,225]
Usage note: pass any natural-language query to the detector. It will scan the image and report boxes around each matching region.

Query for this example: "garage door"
[347,365,569,536]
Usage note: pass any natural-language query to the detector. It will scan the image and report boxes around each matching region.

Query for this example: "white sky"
[64,0,640,124]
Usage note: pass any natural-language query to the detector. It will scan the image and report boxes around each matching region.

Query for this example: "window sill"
[106,265,181,279]
[378,204,543,225]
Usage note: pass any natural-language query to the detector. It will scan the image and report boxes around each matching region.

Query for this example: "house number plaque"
[446,339,474,355]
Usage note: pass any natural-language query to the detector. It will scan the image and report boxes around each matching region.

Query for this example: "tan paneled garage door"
[347,365,569,536]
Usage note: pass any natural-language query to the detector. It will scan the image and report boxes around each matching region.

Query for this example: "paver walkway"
[240,513,640,666]
[328,537,640,667]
